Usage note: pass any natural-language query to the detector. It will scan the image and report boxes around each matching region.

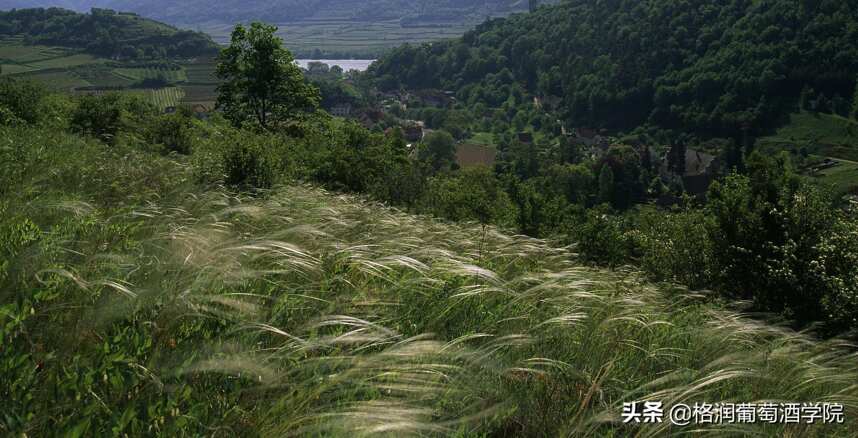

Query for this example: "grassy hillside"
[759,112,858,161]
[4,121,858,435]
[757,112,858,194]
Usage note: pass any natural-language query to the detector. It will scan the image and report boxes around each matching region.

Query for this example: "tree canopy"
[0,8,219,60]
[370,0,858,140]
[215,23,320,130]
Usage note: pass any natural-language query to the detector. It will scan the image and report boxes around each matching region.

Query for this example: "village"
[317,79,726,203]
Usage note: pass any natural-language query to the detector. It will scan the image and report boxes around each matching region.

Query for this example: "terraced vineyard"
[182,60,218,84]
[114,65,188,83]
[1,39,207,110]
[73,87,185,110]
[0,39,99,79]
[145,86,186,109]
[72,67,134,89]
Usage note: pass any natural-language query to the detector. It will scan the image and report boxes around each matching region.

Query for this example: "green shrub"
[420,166,518,228]
[71,93,156,144]
[0,78,46,125]
[222,136,276,189]
[632,206,715,289]
[0,104,22,127]
[147,112,197,155]
[571,205,632,266]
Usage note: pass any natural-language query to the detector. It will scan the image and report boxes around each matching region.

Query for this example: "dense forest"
[0,8,219,59]
[371,0,858,140]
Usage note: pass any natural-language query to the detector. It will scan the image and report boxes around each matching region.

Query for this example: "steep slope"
[4,123,858,435]
[370,0,858,139]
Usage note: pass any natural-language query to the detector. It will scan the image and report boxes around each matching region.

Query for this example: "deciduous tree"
[216,22,319,130]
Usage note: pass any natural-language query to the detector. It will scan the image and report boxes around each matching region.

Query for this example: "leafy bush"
[147,110,198,155]
[0,104,22,127]
[71,93,156,144]
[221,135,276,189]
[0,78,46,125]
[571,205,632,267]
[632,206,715,290]
[420,166,518,227]
[418,130,457,172]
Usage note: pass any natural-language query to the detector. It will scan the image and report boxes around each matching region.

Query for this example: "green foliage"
[0,103,22,126]
[418,130,457,172]
[599,146,643,209]
[0,78,46,125]
[572,205,630,267]
[146,108,197,155]
[545,163,594,205]
[221,139,274,189]
[216,23,320,130]
[420,166,517,227]
[7,78,858,436]
[597,164,614,205]
[688,151,858,330]
[70,93,156,144]
[371,0,858,139]
[632,206,715,290]
[0,8,218,60]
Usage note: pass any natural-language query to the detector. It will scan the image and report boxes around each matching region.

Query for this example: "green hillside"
[0,9,223,109]
[756,112,858,194]
[4,120,858,435]
[0,8,221,109]
[760,112,858,161]
[0,8,219,60]
[370,0,858,140]
[0,40,209,109]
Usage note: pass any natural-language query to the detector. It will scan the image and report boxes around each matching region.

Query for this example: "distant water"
[296,59,375,72]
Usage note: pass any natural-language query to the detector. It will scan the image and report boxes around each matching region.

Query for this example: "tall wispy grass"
[3,126,858,436]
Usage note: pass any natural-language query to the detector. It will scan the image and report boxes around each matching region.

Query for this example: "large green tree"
[216,22,320,130]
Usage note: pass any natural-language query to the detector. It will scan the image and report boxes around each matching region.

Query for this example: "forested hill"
[370,0,858,139]
[0,8,219,59]
[3,1,537,26]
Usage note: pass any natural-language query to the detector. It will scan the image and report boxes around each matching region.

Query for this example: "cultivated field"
[114,66,188,83]
[456,142,497,167]
[198,20,473,57]
[1,40,214,110]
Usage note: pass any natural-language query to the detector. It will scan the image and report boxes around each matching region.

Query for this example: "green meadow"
[756,112,858,194]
